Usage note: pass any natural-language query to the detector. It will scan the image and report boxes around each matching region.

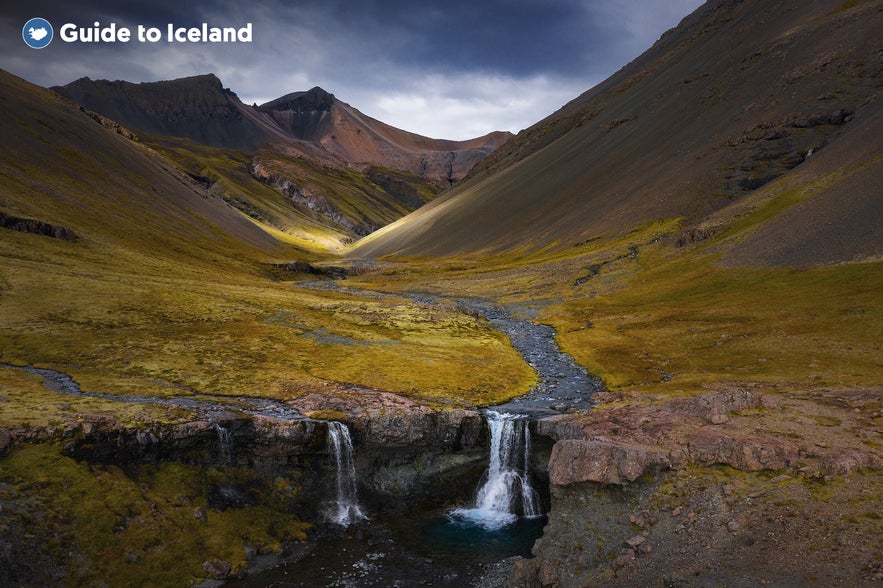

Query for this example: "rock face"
[9,390,492,516]
[54,74,273,151]
[0,428,12,455]
[514,387,883,587]
[0,211,79,241]
[289,389,488,506]
[547,440,668,486]
[53,75,512,186]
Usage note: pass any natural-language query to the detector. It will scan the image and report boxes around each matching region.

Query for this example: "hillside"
[0,68,537,582]
[1,0,881,585]
[55,76,510,186]
[0,71,298,264]
[339,3,882,583]
[257,86,512,185]
[350,0,882,260]
[54,75,510,240]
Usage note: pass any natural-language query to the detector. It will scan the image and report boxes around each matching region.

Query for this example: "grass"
[0,443,310,586]
[2,66,881,584]
[0,366,190,429]
[0,242,533,406]
[347,205,881,399]
[148,137,440,247]
[548,255,882,392]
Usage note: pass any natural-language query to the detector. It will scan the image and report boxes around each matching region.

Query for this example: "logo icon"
[22,17,53,49]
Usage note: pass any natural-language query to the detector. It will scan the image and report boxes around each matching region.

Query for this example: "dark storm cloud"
[1,0,703,139]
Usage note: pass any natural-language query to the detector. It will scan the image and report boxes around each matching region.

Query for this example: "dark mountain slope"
[258,87,511,185]
[53,76,511,241]
[55,74,282,152]
[0,69,296,264]
[350,0,882,262]
[53,76,512,187]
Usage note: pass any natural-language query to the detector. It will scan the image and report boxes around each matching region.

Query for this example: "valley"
[1,0,881,586]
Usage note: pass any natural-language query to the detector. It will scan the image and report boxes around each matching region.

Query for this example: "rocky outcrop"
[537,388,876,486]
[685,428,800,471]
[0,211,78,242]
[548,439,668,486]
[289,389,487,506]
[517,387,883,587]
[0,428,12,455]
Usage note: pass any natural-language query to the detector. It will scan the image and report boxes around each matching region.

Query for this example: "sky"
[2,1,703,140]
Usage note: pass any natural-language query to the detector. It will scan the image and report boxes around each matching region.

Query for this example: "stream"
[2,280,602,587]
[299,280,605,416]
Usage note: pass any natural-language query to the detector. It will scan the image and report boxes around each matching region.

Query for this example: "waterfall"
[213,423,233,465]
[450,411,542,530]
[326,421,367,526]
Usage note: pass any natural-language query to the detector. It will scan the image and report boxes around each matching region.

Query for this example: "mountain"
[54,74,279,152]
[257,86,511,185]
[53,75,511,241]
[53,76,511,187]
[0,69,308,264]
[350,0,882,263]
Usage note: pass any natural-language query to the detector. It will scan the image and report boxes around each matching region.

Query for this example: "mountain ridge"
[53,75,512,186]
[349,0,882,264]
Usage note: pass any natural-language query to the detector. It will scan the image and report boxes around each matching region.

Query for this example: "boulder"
[687,428,799,471]
[547,439,669,486]
[202,560,232,579]
[0,428,12,455]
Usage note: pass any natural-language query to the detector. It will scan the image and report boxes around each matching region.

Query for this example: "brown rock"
[202,560,232,579]
[548,439,669,486]
[0,428,12,455]
[537,559,560,587]
[675,388,767,424]
[819,449,883,476]
[687,428,799,471]
[613,549,636,569]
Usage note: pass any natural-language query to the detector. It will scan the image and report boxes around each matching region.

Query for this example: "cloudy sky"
[2,1,703,140]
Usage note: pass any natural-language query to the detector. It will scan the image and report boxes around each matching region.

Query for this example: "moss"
[305,409,348,421]
[0,444,310,586]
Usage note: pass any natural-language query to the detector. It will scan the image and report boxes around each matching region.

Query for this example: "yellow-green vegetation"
[149,137,439,247]
[0,366,191,429]
[549,255,882,391]
[145,136,348,252]
[304,409,348,421]
[0,245,533,405]
[0,443,310,586]
[348,209,881,399]
[0,68,534,417]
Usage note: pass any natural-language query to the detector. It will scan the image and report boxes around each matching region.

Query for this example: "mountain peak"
[259,86,336,113]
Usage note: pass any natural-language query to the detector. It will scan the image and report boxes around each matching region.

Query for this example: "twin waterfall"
[326,421,367,526]
[324,412,541,530]
[451,410,542,530]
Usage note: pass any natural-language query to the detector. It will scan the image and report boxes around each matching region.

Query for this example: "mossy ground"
[0,443,310,586]
[347,209,881,401]
[0,231,533,408]
[1,67,879,585]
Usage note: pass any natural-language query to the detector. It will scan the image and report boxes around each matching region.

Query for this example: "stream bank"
[0,284,599,586]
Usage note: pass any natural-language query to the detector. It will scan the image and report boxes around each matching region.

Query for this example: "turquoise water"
[227,508,546,587]
[417,510,546,559]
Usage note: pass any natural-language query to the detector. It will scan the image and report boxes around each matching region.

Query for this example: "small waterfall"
[450,411,542,530]
[213,423,233,465]
[326,421,367,526]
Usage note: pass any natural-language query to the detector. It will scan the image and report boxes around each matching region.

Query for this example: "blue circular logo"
[22,18,53,49]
